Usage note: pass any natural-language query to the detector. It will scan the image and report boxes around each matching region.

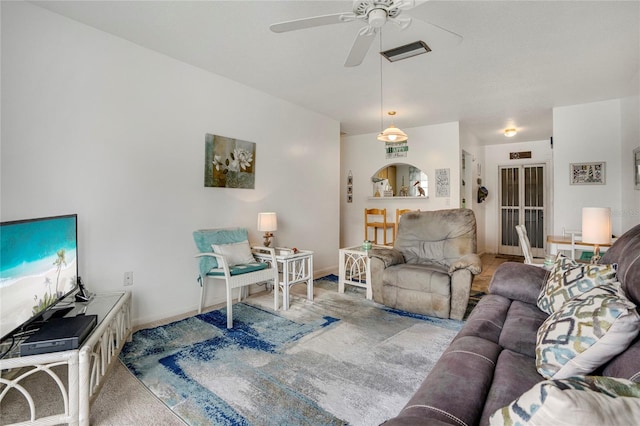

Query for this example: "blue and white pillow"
[536,282,640,379]
[490,376,640,426]
[536,253,617,315]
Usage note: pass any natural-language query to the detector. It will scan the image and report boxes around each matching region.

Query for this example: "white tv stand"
[0,291,132,426]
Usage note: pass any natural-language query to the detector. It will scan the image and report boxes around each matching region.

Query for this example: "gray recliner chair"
[368,209,482,320]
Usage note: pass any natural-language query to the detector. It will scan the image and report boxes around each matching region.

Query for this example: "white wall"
[1,2,340,326]
[483,140,553,254]
[552,100,623,236]
[460,125,486,253]
[340,121,461,248]
[620,94,640,231]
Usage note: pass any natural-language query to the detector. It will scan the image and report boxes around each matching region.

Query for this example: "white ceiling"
[30,1,639,145]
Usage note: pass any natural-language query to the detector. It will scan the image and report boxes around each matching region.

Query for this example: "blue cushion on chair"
[206,262,268,277]
[193,228,249,276]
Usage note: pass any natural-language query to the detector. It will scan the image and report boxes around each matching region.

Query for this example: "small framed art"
[570,162,605,185]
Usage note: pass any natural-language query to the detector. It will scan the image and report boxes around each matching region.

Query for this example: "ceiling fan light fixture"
[368,8,388,28]
[504,128,517,137]
[377,124,408,143]
[381,40,431,62]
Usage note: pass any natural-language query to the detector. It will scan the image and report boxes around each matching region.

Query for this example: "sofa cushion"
[601,335,640,382]
[489,376,640,426]
[488,262,548,305]
[498,301,548,358]
[537,253,617,315]
[536,282,640,379]
[601,223,640,306]
[479,349,544,426]
[392,335,501,426]
[455,294,511,344]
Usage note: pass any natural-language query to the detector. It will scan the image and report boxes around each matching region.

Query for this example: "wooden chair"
[515,225,545,267]
[364,208,394,245]
[193,228,279,328]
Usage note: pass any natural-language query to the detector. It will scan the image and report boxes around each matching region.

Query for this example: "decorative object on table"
[399,176,409,196]
[362,240,373,251]
[257,212,278,247]
[435,168,450,197]
[204,133,256,189]
[570,162,606,185]
[582,207,611,263]
[634,147,640,190]
[347,170,353,203]
[372,178,388,197]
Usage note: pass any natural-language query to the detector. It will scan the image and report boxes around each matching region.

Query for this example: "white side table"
[0,291,132,426]
[254,248,314,310]
[338,245,386,300]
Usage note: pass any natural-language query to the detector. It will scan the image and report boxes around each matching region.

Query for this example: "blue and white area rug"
[120,276,463,426]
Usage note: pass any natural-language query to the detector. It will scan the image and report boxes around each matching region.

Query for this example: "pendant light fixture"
[378,111,408,142]
[377,30,408,143]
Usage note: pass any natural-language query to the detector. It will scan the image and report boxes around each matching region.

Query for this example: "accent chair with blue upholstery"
[193,228,278,328]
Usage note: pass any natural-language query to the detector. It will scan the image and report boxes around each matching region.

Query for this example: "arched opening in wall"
[371,163,428,198]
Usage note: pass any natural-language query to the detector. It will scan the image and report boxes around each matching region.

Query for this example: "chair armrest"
[195,252,232,278]
[368,248,405,304]
[488,262,548,305]
[368,247,405,268]
[448,253,482,275]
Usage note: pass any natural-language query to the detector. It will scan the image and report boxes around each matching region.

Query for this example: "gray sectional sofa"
[383,223,640,425]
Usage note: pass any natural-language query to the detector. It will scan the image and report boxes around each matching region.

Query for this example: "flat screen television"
[0,214,79,342]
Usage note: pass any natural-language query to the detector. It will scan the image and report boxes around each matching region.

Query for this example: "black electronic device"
[19,314,97,356]
[75,277,91,302]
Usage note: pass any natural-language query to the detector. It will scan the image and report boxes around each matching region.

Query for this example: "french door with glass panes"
[499,164,546,257]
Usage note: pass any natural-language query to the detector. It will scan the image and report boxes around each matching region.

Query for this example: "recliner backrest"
[394,209,477,267]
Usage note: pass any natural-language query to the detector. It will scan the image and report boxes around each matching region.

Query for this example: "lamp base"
[262,232,273,247]
[590,245,601,264]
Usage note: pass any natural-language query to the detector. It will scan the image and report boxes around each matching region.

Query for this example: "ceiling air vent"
[380,41,431,62]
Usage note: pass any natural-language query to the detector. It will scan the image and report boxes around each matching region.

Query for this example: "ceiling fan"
[269,0,462,67]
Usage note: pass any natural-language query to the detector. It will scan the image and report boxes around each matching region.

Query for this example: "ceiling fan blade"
[344,27,377,67]
[270,12,355,33]
[395,0,416,11]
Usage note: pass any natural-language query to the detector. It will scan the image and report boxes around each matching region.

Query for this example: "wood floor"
[472,253,523,294]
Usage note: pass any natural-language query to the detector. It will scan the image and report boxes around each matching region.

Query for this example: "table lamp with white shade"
[581,207,611,263]
[257,212,277,247]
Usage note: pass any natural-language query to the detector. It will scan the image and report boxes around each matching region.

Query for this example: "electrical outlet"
[124,271,134,286]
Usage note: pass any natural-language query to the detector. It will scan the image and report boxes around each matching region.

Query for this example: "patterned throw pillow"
[536,282,640,379]
[536,253,617,315]
[489,376,640,426]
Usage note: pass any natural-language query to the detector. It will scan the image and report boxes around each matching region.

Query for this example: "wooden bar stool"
[364,208,394,245]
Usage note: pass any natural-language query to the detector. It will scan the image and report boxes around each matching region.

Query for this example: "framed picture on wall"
[570,162,606,185]
[634,147,640,190]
